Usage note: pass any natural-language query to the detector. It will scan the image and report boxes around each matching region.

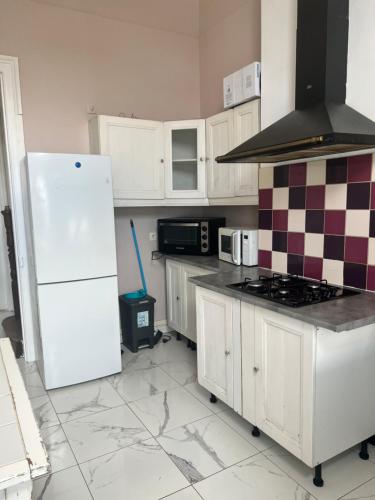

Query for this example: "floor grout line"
[336,472,375,499]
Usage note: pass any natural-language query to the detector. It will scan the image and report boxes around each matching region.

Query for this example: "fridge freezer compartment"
[37,276,122,389]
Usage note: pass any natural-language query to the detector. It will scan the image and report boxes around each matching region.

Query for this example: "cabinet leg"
[368,436,375,446]
[210,393,217,404]
[191,342,196,351]
[251,426,260,437]
[187,339,191,349]
[359,441,370,460]
[176,333,181,341]
[313,464,324,487]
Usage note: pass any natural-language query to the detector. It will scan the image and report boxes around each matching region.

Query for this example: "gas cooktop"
[227,273,360,308]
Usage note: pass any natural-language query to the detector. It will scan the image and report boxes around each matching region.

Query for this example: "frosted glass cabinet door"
[164,120,206,199]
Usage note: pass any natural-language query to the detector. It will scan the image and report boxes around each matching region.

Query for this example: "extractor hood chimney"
[216,0,375,165]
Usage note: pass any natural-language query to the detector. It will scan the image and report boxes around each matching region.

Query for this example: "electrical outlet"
[149,232,157,241]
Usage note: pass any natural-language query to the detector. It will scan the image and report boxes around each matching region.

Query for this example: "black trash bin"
[119,294,156,353]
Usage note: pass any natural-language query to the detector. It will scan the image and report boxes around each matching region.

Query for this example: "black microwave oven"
[157,217,226,255]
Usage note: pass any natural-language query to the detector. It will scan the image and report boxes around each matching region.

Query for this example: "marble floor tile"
[161,486,203,499]
[160,360,197,386]
[17,360,46,399]
[184,382,228,414]
[31,395,59,430]
[340,477,375,499]
[194,454,315,500]
[157,414,259,483]
[63,404,152,463]
[48,378,124,423]
[121,348,155,373]
[80,438,189,500]
[32,466,92,500]
[147,338,196,366]
[264,444,375,500]
[217,409,276,452]
[109,366,179,403]
[129,387,212,437]
[41,425,77,473]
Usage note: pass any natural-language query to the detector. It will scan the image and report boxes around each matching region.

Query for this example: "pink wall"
[199,0,261,118]
[0,0,200,153]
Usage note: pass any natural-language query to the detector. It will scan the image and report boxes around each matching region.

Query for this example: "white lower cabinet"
[166,260,212,343]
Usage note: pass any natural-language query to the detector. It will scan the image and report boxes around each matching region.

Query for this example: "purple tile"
[289,163,307,186]
[346,182,370,209]
[273,210,288,231]
[305,210,324,233]
[371,211,375,238]
[324,235,345,261]
[306,185,325,209]
[371,183,375,210]
[344,262,367,289]
[259,210,272,230]
[274,165,290,188]
[259,189,273,209]
[326,157,348,184]
[287,232,304,255]
[272,231,287,253]
[344,236,368,265]
[324,210,346,235]
[289,186,306,209]
[259,250,272,269]
[304,256,323,280]
[287,254,304,276]
[367,266,375,291]
[347,154,372,182]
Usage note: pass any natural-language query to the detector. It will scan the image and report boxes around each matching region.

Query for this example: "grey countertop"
[163,254,375,332]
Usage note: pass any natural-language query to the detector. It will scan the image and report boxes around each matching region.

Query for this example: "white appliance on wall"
[219,227,258,266]
[223,62,261,109]
[26,153,122,390]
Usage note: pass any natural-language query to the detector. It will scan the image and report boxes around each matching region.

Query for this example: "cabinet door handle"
[176,296,180,301]
[253,366,259,373]
[225,350,230,356]
[160,158,164,163]
[199,157,204,162]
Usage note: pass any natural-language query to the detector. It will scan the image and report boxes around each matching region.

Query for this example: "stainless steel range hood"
[216,0,375,165]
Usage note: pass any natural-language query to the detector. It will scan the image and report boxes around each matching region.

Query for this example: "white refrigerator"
[26,153,122,390]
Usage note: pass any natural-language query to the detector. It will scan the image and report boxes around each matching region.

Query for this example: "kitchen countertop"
[163,254,375,332]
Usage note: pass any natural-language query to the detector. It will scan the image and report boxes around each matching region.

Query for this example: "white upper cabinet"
[206,110,235,198]
[89,115,164,200]
[164,120,206,199]
[233,100,260,196]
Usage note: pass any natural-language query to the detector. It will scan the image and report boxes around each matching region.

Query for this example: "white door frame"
[0,55,36,360]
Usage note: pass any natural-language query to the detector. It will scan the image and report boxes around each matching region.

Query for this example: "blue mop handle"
[130,219,148,295]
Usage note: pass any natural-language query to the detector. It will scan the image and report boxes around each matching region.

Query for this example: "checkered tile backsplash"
[258,154,375,291]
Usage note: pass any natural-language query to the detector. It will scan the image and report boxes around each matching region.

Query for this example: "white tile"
[325,184,347,209]
[272,252,287,274]
[31,395,59,430]
[369,238,375,266]
[109,366,179,402]
[17,360,46,399]
[0,422,25,467]
[41,424,77,473]
[147,338,196,366]
[305,233,324,258]
[323,259,344,286]
[32,466,92,500]
[217,409,275,452]
[160,360,197,386]
[129,387,212,437]
[194,454,314,500]
[341,476,375,499]
[157,414,259,483]
[81,438,189,500]
[48,378,124,423]
[121,348,155,373]
[273,188,289,210]
[184,382,228,414]
[162,487,202,499]
[306,160,326,186]
[264,444,375,500]
[258,230,272,251]
[288,209,306,232]
[345,210,370,237]
[63,404,151,463]
[259,166,274,189]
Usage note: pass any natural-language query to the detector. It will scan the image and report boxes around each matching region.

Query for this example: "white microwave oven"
[218,227,258,266]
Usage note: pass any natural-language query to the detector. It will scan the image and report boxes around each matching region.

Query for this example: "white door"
[206,110,235,198]
[37,276,121,389]
[166,260,182,332]
[233,100,260,196]
[181,265,211,343]
[164,120,206,199]
[254,306,315,460]
[196,286,241,410]
[95,116,164,200]
[27,153,117,284]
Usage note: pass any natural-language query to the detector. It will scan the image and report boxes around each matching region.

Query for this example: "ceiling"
[31,0,251,37]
